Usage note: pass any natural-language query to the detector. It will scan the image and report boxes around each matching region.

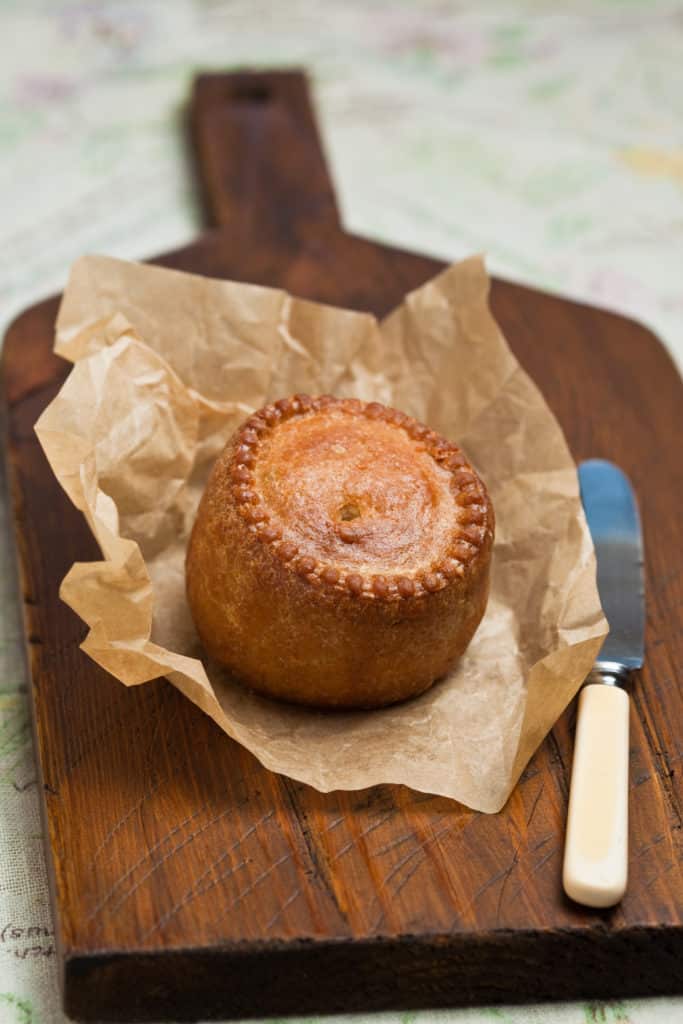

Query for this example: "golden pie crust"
[186,394,494,708]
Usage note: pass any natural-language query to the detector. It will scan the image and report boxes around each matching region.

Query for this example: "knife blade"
[562,459,645,908]
[580,459,645,673]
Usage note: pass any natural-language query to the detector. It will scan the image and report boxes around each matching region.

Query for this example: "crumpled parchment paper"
[35,253,607,812]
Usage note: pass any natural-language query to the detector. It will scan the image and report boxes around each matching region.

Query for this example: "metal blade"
[579,459,645,670]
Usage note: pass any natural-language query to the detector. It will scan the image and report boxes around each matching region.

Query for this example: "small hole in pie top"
[339,503,361,522]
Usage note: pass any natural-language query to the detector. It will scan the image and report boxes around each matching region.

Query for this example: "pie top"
[229,394,493,601]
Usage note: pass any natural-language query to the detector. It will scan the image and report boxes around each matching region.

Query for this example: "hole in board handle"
[231,83,272,105]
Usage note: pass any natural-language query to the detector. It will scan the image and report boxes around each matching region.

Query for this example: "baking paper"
[35,254,607,812]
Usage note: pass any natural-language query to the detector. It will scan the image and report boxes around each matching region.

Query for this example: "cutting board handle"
[190,70,341,239]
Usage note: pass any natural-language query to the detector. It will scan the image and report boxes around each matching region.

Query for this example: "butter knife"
[563,459,645,908]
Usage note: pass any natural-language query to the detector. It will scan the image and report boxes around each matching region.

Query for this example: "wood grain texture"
[2,70,682,1022]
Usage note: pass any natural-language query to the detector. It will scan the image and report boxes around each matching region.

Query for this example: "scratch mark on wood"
[471,865,512,904]
[633,688,683,838]
[372,824,453,930]
[525,781,545,827]
[331,839,355,861]
[547,730,569,800]
[359,810,395,839]
[322,815,345,833]
[495,845,521,924]
[383,844,426,889]
[644,861,675,890]
[532,845,558,874]
[139,810,275,941]
[92,736,204,865]
[374,832,416,857]
[505,845,559,908]
[636,833,666,857]
[141,859,250,942]
[92,785,163,863]
[265,888,302,931]
[87,801,212,919]
[219,853,291,918]
[391,853,426,900]
[89,802,244,928]
[329,810,395,862]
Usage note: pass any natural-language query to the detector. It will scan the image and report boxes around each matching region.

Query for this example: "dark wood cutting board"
[2,71,682,1023]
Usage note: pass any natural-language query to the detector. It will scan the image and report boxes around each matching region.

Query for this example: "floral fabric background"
[1,1,681,1022]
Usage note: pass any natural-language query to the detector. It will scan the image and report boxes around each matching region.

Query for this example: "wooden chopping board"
[2,71,682,1022]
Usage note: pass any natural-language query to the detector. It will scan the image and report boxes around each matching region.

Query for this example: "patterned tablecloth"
[1,2,681,1022]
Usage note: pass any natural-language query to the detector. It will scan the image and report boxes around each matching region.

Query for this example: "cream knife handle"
[563,682,629,908]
